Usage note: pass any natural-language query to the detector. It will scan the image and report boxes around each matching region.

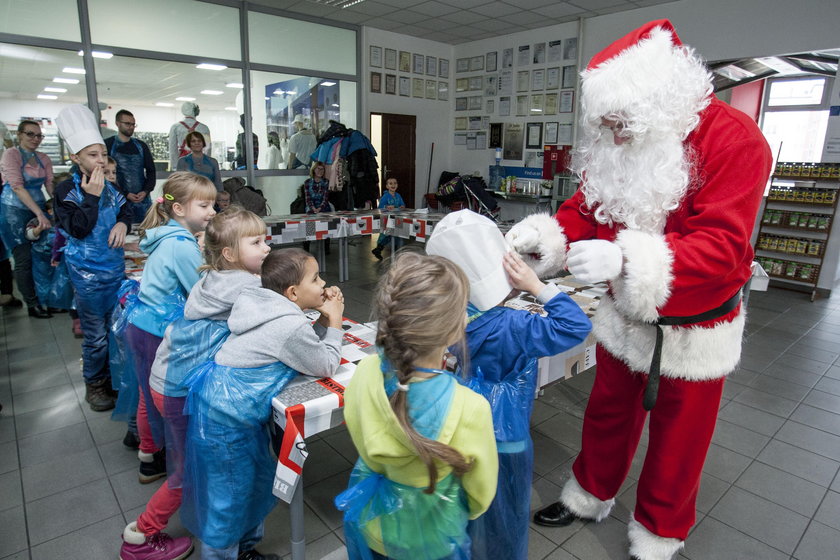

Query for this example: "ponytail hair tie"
[397,382,410,392]
[164,193,175,201]
[156,197,164,204]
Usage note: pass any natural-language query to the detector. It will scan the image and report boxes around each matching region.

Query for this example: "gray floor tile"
[732,387,799,417]
[533,410,584,452]
[10,384,78,417]
[29,514,126,560]
[9,364,69,395]
[802,389,840,413]
[14,400,85,439]
[321,427,359,466]
[0,417,15,444]
[87,413,128,446]
[825,365,840,380]
[530,476,585,545]
[758,439,840,487]
[717,401,785,437]
[711,419,771,458]
[257,500,331,557]
[772,353,832,376]
[528,527,560,560]
[0,441,18,475]
[682,516,788,560]
[701,443,752,483]
[537,383,588,416]
[560,515,629,560]
[695,473,731,515]
[815,376,840,396]
[710,486,809,554]
[759,365,822,390]
[109,468,166,512]
[775,420,840,461]
[303,467,351,530]
[25,478,121,545]
[0,506,28,558]
[302,439,353,488]
[22,447,106,502]
[99,439,140,476]
[17,421,95,468]
[530,398,560,426]
[734,461,826,517]
[790,403,840,436]
[533,431,576,478]
[796,335,840,354]
[793,521,840,560]
[814,490,840,531]
[785,342,840,364]
[0,470,22,512]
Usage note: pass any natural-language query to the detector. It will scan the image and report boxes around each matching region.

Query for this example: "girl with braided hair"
[336,252,499,560]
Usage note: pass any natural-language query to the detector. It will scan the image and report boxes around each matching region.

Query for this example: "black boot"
[533,502,581,527]
[371,246,383,261]
[27,305,51,319]
[85,379,116,412]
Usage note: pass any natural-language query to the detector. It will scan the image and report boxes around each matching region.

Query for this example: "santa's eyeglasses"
[598,120,632,138]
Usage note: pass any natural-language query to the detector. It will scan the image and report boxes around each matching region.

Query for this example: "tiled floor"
[2,238,840,559]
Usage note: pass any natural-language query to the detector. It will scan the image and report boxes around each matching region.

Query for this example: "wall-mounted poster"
[456,58,470,73]
[558,124,573,145]
[517,45,530,66]
[562,65,577,89]
[516,95,529,116]
[484,75,498,96]
[531,69,545,91]
[412,77,424,97]
[455,117,467,131]
[469,76,483,91]
[532,42,546,64]
[456,78,469,92]
[499,96,511,117]
[503,122,524,160]
[385,73,396,95]
[544,93,558,115]
[438,81,449,101]
[399,51,411,72]
[384,48,397,70]
[426,56,437,77]
[526,122,543,149]
[454,133,467,145]
[516,71,529,93]
[469,55,484,72]
[486,51,497,73]
[559,90,575,113]
[544,122,559,145]
[370,45,382,68]
[548,40,563,62]
[468,96,482,110]
[370,72,381,94]
[468,116,482,130]
[399,76,410,96]
[425,79,437,99]
[439,58,449,78]
[489,123,502,149]
[413,53,425,74]
[486,99,494,114]
[546,67,560,89]
[502,48,513,69]
[564,37,578,60]
[455,97,468,111]
[530,94,544,115]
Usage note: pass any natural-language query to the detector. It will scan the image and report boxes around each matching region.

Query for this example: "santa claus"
[507,20,772,560]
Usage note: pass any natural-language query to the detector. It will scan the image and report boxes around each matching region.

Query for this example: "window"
[0,0,80,41]
[761,76,832,163]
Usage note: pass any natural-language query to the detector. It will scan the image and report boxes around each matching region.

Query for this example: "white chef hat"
[426,209,512,311]
[56,104,105,154]
[181,101,199,117]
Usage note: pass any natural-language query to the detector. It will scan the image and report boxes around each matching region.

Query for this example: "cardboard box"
[537,331,597,388]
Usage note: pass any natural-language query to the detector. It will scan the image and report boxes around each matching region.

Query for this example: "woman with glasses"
[0,120,54,318]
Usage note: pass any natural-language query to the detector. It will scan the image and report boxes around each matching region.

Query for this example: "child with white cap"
[426,209,592,560]
[54,104,133,413]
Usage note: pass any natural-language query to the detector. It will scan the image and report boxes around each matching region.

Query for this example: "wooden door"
[378,113,416,207]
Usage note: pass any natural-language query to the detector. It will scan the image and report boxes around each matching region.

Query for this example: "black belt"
[643,290,742,411]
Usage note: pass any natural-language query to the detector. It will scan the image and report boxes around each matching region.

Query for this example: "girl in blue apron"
[176,131,223,192]
[0,120,54,317]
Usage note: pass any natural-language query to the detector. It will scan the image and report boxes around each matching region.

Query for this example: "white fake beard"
[573,126,691,234]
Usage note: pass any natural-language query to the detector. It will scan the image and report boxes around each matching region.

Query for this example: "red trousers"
[572,345,724,540]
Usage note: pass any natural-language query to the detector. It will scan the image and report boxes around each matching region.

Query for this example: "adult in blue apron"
[0,121,53,317]
[63,172,127,387]
[175,131,223,191]
[107,112,155,224]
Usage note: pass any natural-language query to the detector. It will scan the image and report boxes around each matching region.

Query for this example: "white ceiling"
[254,0,678,44]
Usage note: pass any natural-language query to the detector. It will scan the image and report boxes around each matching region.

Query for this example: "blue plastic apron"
[0,148,47,250]
[184,153,217,184]
[110,137,151,223]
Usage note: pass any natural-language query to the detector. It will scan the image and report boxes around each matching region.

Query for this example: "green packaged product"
[808,215,819,228]
[798,213,810,227]
[785,262,798,277]
[770,211,782,225]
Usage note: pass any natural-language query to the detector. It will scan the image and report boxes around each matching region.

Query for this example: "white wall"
[361,27,453,208]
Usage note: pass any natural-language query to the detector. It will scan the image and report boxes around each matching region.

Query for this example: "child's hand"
[81,166,105,197]
[108,222,127,248]
[385,205,394,210]
[50,260,59,267]
[503,251,545,297]
[316,286,344,329]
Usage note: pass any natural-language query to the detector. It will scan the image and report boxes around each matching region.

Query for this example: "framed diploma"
[369,45,382,68]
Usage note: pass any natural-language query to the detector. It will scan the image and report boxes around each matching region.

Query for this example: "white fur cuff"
[628,517,684,560]
[611,229,673,323]
[504,213,567,278]
[560,473,614,522]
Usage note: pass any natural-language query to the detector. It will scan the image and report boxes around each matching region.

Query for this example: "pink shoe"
[120,522,193,560]
[72,317,83,338]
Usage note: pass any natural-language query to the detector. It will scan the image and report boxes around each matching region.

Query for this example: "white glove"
[505,221,541,254]
[566,240,623,284]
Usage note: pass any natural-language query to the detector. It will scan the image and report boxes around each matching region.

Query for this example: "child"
[182,248,344,560]
[104,156,118,185]
[119,207,269,560]
[335,252,499,560]
[124,171,217,485]
[216,190,231,213]
[55,104,132,412]
[426,210,592,560]
[371,176,405,261]
[26,199,73,312]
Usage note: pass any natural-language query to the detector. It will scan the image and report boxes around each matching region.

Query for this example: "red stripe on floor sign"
[316,378,345,407]
[278,404,307,475]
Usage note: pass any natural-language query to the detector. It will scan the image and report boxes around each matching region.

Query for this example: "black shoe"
[27,305,51,319]
[237,550,280,560]
[85,380,116,412]
[47,307,69,313]
[371,247,383,261]
[0,295,22,308]
[533,502,581,527]
[123,430,140,450]
[139,450,167,484]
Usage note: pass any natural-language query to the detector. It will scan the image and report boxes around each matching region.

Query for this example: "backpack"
[223,178,271,217]
[289,185,306,214]
[177,121,199,158]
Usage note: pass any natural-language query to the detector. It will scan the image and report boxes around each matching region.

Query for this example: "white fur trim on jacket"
[504,213,567,278]
[628,517,684,560]
[611,229,673,323]
[560,472,614,521]
[594,296,745,381]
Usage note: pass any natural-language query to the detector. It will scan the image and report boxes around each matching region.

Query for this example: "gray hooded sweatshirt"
[214,285,342,377]
[149,269,261,395]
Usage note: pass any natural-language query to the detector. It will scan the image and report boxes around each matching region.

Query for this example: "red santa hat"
[580,20,711,123]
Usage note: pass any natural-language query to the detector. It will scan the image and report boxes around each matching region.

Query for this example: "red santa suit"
[510,20,772,560]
